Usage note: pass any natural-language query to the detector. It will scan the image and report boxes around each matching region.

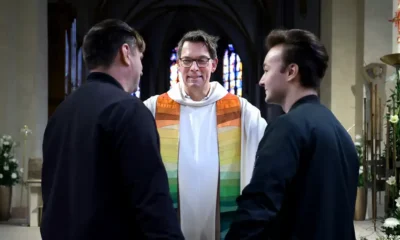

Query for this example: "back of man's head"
[265,29,329,89]
[82,19,145,70]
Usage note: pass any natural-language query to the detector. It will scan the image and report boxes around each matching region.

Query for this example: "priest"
[144,30,267,240]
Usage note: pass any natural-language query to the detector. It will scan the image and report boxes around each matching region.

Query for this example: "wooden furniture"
[25,158,42,227]
[25,179,41,227]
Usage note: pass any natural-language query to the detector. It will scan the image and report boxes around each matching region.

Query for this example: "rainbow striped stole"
[155,93,241,239]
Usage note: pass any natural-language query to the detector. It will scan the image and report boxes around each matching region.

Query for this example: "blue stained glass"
[65,31,69,96]
[224,82,229,89]
[222,44,243,97]
[170,53,177,61]
[223,73,229,81]
[237,88,242,96]
[135,88,140,98]
[236,80,242,88]
[77,48,82,87]
[170,48,182,88]
[71,19,77,89]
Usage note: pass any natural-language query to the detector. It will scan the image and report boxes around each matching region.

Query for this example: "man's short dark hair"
[82,19,145,70]
[265,29,329,89]
[177,30,219,59]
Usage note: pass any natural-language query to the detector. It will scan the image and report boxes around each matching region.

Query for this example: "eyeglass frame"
[178,57,212,68]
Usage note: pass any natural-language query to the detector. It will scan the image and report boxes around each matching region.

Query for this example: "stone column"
[320,0,365,139]
[0,0,47,215]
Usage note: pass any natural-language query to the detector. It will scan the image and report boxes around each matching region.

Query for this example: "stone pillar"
[0,0,47,213]
[366,0,395,112]
[389,0,400,97]
[320,0,365,139]
[393,0,400,54]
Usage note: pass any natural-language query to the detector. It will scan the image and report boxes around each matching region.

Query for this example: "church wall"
[364,0,393,109]
[364,0,393,66]
[320,0,364,139]
[0,0,48,210]
[320,0,394,141]
[362,0,394,220]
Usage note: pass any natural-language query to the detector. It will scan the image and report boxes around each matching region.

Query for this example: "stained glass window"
[70,18,77,92]
[134,86,140,98]
[223,44,242,97]
[65,30,69,98]
[170,48,183,88]
[65,18,79,97]
[77,47,82,87]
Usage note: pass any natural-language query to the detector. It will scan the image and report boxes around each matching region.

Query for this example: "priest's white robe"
[143,81,267,240]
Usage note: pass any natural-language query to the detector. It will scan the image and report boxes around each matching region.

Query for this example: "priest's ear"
[211,58,218,73]
[286,63,299,82]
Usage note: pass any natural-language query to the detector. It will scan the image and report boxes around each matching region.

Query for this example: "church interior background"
[0,0,399,239]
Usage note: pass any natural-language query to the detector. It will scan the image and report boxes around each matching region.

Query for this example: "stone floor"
[0,219,387,240]
[355,219,384,239]
[0,190,391,240]
[0,219,40,240]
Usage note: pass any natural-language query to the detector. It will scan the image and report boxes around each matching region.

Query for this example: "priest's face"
[259,44,291,104]
[178,41,218,90]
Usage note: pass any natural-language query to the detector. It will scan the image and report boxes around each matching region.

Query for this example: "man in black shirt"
[41,19,184,240]
[226,29,358,240]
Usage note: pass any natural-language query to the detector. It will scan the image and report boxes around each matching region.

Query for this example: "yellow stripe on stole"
[158,127,179,163]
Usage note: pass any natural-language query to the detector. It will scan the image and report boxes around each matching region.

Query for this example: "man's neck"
[281,88,318,113]
[184,84,211,101]
[90,67,129,92]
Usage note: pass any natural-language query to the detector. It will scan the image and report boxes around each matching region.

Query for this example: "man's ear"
[211,58,218,73]
[120,43,130,66]
[287,63,299,81]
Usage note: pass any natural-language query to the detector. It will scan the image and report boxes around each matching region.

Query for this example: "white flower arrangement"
[354,134,365,187]
[0,134,22,186]
[381,176,400,238]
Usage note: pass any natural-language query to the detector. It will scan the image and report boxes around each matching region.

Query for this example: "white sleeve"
[239,97,268,189]
[143,95,159,118]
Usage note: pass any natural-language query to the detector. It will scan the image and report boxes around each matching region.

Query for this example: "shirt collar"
[86,72,124,90]
[289,94,320,112]
[183,87,212,101]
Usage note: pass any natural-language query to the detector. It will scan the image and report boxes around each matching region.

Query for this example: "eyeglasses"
[179,57,211,68]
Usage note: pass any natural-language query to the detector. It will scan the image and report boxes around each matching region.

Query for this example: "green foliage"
[381,71,400,239]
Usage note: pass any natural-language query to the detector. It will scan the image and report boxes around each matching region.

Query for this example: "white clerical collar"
[183,88,212,101]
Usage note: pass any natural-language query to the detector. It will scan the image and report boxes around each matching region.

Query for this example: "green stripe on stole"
[155,93,241,239]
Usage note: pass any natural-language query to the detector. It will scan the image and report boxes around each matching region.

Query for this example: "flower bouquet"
[0,135,22,186]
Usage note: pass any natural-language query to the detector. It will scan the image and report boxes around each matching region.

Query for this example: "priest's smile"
[188,76,203,81]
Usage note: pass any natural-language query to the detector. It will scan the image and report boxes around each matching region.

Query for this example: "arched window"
[170,48,182,88]
[223,44,242,97]
[65,18,83,96]
[70,18,77,92]
[65,30,69,97]
[77,47,83,87]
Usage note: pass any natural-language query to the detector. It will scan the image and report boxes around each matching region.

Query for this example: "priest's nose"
[190,61,200,71]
